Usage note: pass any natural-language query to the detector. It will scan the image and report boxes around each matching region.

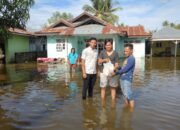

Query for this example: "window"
[56,39,65,52]
[156,42,162,48]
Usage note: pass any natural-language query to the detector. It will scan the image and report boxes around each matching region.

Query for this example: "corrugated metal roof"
[118,25,150,37]
[74,24,104,35]
[9,28,34,36]
[152,27,180,40]
[35,12,150,37]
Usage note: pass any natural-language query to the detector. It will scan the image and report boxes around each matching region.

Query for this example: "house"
[35,12,150,60]
[0,28,47,64]
[151,27,180,57]
[0,28,33,63]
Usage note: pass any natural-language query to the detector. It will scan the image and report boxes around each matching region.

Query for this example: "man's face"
[89,40,97,49]
[105,42,113,51]
[124,47,133,57]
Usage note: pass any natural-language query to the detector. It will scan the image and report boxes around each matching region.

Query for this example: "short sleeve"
[98,50,104,59]
[81,49,86,60]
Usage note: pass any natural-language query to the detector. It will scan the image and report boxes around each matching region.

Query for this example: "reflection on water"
[0,58,180,130]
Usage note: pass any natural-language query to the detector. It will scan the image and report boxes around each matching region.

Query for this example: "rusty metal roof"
[118,25,150,37]
[35,12,150,37]
[9,28,34,36]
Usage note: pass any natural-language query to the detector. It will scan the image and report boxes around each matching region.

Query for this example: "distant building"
[151,27,180,57]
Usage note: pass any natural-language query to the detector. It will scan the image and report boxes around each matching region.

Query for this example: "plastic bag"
[103,61,114,76]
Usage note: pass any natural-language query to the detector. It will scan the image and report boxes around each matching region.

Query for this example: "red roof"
[118,25,150,37]
[9,28,33,36]
[36,28,74,36]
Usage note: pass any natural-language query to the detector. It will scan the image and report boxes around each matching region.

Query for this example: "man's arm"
[81,50,87,78]
[116,57,135,75]
[81,59,86,78]
[98,52,109,64]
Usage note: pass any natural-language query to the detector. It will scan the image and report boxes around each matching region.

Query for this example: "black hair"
[124,43,133,50]
[89,37,97,42]
[104,39,113,45]
[71,48,75,55]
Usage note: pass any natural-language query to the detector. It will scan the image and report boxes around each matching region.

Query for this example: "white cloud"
[27,0,91,31]
[118,0,180,31]
[27,0,180,31]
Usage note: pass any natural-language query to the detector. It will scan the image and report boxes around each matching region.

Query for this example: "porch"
[151,27,180,57]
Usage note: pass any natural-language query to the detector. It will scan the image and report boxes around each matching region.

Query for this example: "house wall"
[47,34,123,59]
[47,36,78,59]
[117,37,146,58]
[117,37,125,57]
[5,34,29,63]
[47,35,146,60]
[152,41,180,56]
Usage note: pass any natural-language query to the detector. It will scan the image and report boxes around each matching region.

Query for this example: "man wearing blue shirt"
[115,43,135,108]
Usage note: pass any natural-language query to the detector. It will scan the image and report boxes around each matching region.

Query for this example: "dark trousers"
[82,74,97,99]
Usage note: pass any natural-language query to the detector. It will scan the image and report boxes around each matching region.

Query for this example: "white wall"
[47,36,78,60]
[132,42,145,57]
[47,36,68,59]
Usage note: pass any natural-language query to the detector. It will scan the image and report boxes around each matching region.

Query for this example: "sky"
[26,0,180,31]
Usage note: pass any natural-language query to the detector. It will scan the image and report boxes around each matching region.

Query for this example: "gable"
[71,14,90,23]
[75,18,106,27]
[71,12,107,26]
[53,22,70,28]
[48,19,74,29]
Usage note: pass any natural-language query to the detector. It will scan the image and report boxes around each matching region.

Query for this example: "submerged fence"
[15,51,47,63]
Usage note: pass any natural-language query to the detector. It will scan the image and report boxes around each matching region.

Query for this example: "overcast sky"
[26,0,180,31]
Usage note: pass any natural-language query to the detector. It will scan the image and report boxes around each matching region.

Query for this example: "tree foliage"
[44,12,74,28]
[83,0,122,25]
[162,20,180,30]
[0,0,34,40]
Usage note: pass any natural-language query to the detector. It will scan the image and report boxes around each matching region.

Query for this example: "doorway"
[0,39,5,64]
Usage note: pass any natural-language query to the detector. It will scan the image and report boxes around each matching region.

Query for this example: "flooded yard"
[0,57,180,130]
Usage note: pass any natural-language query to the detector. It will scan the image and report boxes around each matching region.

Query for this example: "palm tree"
[83,0,122,25]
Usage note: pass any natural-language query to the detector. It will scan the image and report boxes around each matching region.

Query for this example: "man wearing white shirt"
[81,38,98,100]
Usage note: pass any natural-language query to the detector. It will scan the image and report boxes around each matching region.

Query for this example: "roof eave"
[151,38,180,41]
[10,32,34,36]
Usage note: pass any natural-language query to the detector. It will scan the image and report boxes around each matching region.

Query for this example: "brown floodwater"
[0,57,180,130]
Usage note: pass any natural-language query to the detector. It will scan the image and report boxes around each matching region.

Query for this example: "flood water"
[0,57,180,130]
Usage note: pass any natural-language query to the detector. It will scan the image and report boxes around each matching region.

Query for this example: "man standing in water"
[81,38,98,100]
[115,43,135,108]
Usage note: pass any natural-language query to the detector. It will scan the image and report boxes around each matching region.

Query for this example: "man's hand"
[110,72,116,77]
[104,58,110,63]
[83,73,87,79]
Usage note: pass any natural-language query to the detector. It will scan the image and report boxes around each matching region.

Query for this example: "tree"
[44,12,74,28]
[162,20,169,26]
[83,0,122,25]
[162,20,180,30]
[0,0,34,40]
